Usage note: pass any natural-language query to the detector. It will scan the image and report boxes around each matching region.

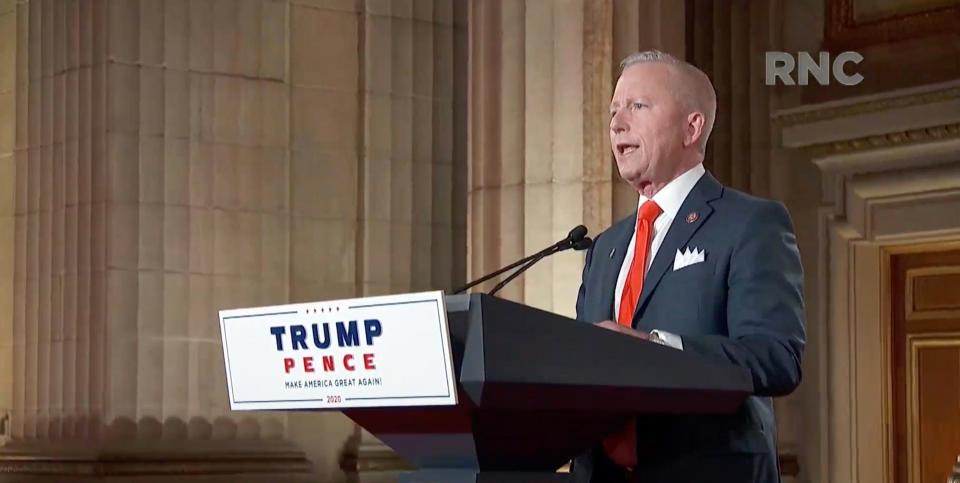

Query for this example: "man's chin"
[616,168,646,186]
[619,174,654,194]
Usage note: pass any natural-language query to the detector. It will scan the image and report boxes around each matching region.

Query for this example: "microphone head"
[572,237,593,251]
[567,225,588,242]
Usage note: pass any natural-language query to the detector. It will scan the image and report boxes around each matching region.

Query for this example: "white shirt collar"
[637,163,706,220]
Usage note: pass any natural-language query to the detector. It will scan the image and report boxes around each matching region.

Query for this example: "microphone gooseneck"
[451,225,591,295]
[486,235,593,297]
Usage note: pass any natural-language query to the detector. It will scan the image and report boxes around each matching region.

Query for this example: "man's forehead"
[612,66,672,100]
[617,63,674,88]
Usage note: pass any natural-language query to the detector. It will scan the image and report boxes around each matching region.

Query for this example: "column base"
[0,439,314,482]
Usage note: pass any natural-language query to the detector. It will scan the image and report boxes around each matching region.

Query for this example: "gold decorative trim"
[907,335,960,483]
[905,266,960,321]
[803,122,960,157]
[772,85,960,127]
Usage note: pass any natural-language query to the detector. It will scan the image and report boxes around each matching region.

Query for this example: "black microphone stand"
[450,245,557,295]
[451,225,590,295]
[487,237,593,296]
[487,247,558,296]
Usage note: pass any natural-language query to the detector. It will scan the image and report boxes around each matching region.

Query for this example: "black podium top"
[346,293,752,472]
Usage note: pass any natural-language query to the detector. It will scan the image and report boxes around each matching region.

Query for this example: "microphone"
[571,237,593,251]
[565,225,588,245]
[451,224,591,294]
[488,235,592,296]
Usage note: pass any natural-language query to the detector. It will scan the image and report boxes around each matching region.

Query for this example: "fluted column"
[0,0,16,445]
[687,0,773,196]
[468,0,613,317]
[337,1,469,481]
[2,0,309,480]
[2,0,469,480]
[11,0,108,444]
[358,0,467,297]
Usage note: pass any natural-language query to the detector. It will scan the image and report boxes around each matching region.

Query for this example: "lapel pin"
[686,212,699,223]
[609,248,616,259]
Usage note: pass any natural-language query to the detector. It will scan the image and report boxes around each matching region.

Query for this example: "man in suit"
[572,50,805,483]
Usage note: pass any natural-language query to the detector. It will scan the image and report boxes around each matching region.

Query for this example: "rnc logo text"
[765,51,864,86]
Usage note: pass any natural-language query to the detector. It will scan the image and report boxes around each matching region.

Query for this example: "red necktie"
[605,200,661,469]
[617,200,662,327]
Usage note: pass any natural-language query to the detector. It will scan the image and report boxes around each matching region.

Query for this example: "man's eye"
[631,102,645,110]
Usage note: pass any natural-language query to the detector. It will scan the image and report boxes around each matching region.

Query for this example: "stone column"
[336,1,469,481]
[283,1,363,480]
[468,0,614,317]
[0,0,469,480]
[686,0,773,196]
[358,0,467,297]
[1,0,310,480]
[0,0,15,447]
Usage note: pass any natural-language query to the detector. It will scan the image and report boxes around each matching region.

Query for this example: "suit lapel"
[632,172,723,327]
[596,214,634,321]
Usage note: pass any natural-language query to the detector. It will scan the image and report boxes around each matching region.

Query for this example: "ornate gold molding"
[772,84,960,127]
[803,121,960,157]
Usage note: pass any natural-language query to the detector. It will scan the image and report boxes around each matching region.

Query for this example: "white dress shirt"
[613,163,706,350]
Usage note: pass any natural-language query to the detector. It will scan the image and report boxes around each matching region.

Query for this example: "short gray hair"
[618,50,717,152]
[620,49,684,71]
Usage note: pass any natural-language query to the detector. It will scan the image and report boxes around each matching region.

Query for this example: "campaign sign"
[218,291,457,410]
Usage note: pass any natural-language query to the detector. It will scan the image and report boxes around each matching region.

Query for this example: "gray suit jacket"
[572,172,805,483]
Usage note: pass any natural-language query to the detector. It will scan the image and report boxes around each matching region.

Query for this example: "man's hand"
[594,320,651,340]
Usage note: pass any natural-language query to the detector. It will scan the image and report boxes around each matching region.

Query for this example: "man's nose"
[610,111,628,133]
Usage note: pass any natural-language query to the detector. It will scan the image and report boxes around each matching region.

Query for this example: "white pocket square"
[673,247,705,271]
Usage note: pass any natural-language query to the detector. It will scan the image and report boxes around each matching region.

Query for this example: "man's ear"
[683,111,706,148]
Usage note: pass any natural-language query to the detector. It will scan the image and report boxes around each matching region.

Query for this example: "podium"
[343,294,753,482]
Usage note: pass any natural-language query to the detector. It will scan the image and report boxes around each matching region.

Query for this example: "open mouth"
[616,143,639,156]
